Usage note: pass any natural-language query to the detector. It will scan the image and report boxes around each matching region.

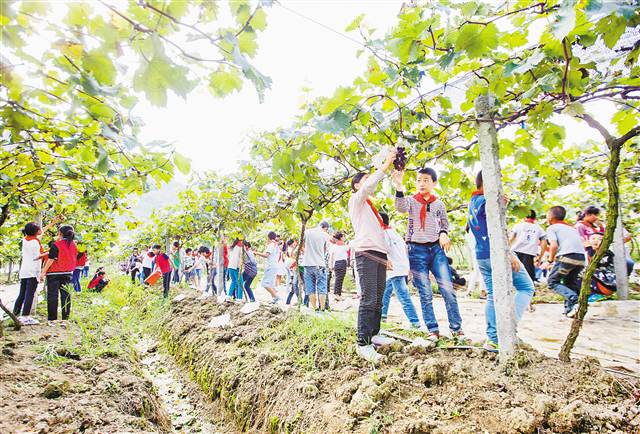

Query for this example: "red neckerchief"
[470,190,483,197]
[524,218,536,224]
[25,235,44,254]
[366,199,385,229]
[555,220,573,227]
[413,193,438,230]
[580,220,604,233]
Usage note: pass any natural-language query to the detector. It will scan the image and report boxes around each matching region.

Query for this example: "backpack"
[243,251,258,278]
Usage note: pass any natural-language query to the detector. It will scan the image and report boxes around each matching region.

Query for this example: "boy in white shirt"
[379,213,420,328]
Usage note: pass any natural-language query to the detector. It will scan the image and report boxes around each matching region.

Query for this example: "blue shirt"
[468,194,490,260]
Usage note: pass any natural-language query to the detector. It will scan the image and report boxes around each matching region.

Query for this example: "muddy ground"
[162,292,640,434]
[0,321,171,434]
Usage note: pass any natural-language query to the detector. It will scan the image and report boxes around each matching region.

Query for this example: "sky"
[136,1,405,175]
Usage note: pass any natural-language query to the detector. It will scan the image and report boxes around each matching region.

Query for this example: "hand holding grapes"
[380,148,397,172]
[392,170,405,191]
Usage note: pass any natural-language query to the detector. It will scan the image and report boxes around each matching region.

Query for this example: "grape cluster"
[394,146,407,170]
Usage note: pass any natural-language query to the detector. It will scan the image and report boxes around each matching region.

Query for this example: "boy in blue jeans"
[468,171,534,352]
[392,168,465,341]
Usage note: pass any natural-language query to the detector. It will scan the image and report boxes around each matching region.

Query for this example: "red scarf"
[581,220,604,233]
[524,218,536,224]
[413,193,438,230]
[25,235,44,254]
[555,220,573,227]
[366,199,386,229]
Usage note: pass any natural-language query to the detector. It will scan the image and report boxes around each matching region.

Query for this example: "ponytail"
[59,225,75,243]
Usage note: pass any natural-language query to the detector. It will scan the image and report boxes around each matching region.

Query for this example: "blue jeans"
[382,276,420,326]
[304,266,328,296]
[477,257,535,344]
[548,253,584,313]
[207,268,217,293]
[227,268,243,299]
[408,243,462,333]
[72,268,82,293]
[242,272,256,302]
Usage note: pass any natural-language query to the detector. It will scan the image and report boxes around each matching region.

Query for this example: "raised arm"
[352,149,396,203]
[392,170,409,213]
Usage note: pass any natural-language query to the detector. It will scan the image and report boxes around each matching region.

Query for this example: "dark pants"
[548,253,585,313]
[46,274,72,320]
[172,268,180,284]
[355,250,387,346]
[14,277,38,316]
[72,268,82,293]
[333,260,347,296]
[162,272,171,298]
[326,269,332,310]
[142,267,152,284]
[130,268,138,283]
[516,252,536,282]
[242,273,256,302]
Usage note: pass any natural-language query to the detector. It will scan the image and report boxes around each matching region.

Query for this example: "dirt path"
[0,322,170,434]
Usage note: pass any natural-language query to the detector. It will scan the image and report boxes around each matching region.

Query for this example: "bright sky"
[136,1,404,175]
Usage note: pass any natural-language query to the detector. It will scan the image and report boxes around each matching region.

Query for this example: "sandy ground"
[3,280,639,373]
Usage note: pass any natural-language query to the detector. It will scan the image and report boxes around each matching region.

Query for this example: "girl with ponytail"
[40,224,78,325]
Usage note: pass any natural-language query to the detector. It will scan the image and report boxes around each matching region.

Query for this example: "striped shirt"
[395,192,449,243]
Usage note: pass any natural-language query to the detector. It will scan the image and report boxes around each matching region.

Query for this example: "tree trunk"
[559,139,622,361]
[6,262,13,283]
[612,210,629,299]
[0,298,22,331]
[295,213,311,306]
[475,94,517,362]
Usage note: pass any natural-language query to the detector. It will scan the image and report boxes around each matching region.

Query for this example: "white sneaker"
[371,334,397,347]
[356,344,384,364]
[566,305,578,318]
[22,316,40,325]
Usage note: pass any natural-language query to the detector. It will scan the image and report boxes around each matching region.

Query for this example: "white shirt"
[330,243,349,268]
[348,169,387,254]
[141,251,154,268]
[228,246,242,269]
[510,221,546,256]
[301,227,330,267]
[384,228,410,279]
[265,241,280,268]
[19,238,42,279]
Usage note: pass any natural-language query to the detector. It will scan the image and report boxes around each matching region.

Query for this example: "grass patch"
[259,312,358,371]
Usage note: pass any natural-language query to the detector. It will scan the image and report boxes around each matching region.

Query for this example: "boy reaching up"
[392,168,465,342]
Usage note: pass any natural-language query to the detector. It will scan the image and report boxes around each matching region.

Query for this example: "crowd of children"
[11,151,635,363]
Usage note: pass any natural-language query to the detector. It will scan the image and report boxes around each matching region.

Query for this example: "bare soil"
[0,322,171,434]
[160,292,640,434]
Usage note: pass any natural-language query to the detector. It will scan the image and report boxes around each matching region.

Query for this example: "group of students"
[347,148,635,363]
[507,204,634,312]
[12,217,105,326]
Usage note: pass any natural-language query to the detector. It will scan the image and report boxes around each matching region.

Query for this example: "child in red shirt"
[152,244,172,298]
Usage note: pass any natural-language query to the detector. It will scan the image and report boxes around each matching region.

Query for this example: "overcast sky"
[136,1,404,175]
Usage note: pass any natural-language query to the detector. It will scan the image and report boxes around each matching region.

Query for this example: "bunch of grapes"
[394,146,407,170]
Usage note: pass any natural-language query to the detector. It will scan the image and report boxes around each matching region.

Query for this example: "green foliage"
[0,1,272,259]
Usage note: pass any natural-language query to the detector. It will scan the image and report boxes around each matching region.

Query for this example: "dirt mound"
[0,317,170,433]
[159,293,640,434]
